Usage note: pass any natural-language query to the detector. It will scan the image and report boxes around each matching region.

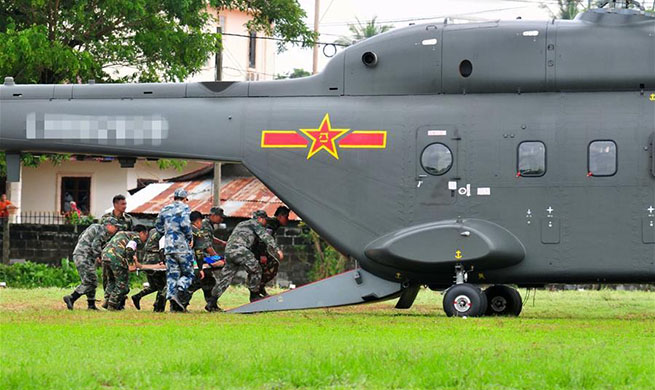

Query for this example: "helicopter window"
[588,140,617,177]
[421,143,453,176]
[518,141,546,177]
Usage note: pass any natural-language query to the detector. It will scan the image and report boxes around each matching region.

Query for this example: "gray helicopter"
[1,1,654,317]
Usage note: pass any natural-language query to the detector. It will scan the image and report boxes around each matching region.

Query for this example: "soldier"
[63,218,119,310]
[101,194,133,231]
[155,188,194,312]
[100,194,133,306]
[102,225,149,310]
[130,228,167,312]
[207,210,284,310]
[254,206,291,297]
[181,211,222,311]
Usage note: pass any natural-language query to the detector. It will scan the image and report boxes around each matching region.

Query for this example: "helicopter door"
[415,125,461,205]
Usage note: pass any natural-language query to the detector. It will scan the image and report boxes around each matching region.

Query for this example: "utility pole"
[312,0,320,74]
[213,24,223,207]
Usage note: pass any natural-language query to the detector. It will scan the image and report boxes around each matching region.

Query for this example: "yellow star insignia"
[300,113,349,160]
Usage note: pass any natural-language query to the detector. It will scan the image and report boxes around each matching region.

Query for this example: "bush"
[0,258,146,288]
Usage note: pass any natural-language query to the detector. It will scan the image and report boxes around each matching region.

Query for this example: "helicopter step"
[228,268,406,314]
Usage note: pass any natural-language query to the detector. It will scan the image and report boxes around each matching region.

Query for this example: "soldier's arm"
[253,224,282,259]
[154,212,165,234]
[180,207,193,242]
[90,228,108,259]
[125,240,139,271]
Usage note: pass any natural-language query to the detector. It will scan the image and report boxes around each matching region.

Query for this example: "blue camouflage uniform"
[155,189,194,300]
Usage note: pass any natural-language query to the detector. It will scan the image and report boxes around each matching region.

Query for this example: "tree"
[275,68,311,80]
[335,17,393,47]
[0,0,316,84]
[0,0,316,174]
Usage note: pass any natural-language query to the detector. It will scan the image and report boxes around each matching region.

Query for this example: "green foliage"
[0,259,79,288]
[0,258,146,288]
[0,0,316,84]
[65,213,95,226]
[156,159,188,172]
[335,17,394,47]
[0,152,70,178]
[298,223,348,281]
[275,68,311,80]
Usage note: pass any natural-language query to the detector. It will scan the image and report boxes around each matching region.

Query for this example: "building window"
[248,31,257,68]
[61,177,91,214]
[421,143,453,176]
[517,141,546,177]
[588,140,617,177]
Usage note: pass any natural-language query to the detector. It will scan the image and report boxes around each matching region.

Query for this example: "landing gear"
[442,283,487,317]
[483,285,522,316]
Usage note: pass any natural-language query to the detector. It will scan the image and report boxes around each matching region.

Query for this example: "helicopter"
[1,2,654,316]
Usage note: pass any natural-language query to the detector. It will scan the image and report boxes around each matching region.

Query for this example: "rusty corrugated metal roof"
[127,177,298,220]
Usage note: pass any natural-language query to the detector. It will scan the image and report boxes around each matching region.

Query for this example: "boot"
[63,291,81,310]
[101,300,109,310]
[87,299,98,310]
[204,296,222,312]
[249,291,264,303]
[131,294,141,310]
[117,297,126,311]
[170,294,186,312]
[107,302,121,311]
[259,287,269,297]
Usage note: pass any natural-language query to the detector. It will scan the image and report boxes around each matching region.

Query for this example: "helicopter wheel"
[483,285,522,316]
[442,283,487,317]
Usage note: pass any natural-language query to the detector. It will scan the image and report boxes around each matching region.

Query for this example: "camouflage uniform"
[211,217,280,299]
[100,211,133,302]
[254,218,282,292]
[183,219,218,306]
[155,199,194,300]
[102,231,142,308]
[131,228,167,311]
[100,211,133,231]
[71,223,113,301]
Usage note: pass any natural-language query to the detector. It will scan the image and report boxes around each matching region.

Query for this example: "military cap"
[103,217,119,226]
[210,207,225,217]
[173,188,188,199]
[252,210,268,219]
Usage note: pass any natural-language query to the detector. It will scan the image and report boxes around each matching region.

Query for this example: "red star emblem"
[300,113,349,160]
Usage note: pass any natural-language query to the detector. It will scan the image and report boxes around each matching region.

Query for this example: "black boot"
[118,297,126,311]
[204,296,222,312]
[63,291,81,310]
[87,299,98,310]
[249,291,264,303]
[131,294,141,310]
[170,293,186,312]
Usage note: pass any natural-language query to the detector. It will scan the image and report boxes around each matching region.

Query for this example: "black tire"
[442,283,487,317]
[484,285,522,316]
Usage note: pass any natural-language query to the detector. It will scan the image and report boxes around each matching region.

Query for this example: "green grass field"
[1,287,654,390]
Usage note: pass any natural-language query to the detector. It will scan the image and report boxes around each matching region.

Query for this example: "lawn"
[1,287,654,390]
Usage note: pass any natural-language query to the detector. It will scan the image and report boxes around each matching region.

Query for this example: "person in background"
[0,193,17,219]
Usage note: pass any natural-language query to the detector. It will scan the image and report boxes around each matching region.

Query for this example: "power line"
[220,32,348,47]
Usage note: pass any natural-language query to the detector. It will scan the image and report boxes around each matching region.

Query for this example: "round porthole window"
[421,143,453,176]
[459,60,473,78]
